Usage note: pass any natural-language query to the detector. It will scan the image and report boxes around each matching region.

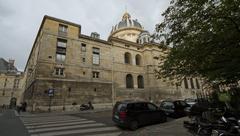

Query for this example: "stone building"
[23,13,202,111]
[0,58,24,106]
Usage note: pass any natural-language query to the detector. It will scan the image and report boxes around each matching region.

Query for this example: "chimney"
[8,59,15,71]
[90,32,100,39]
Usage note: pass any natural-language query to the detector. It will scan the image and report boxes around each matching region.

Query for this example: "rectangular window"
[92,71,99,78]
[82,57,86,63]
[58,24,68,35]
[81,43,86,52]
[13,79,20,88]
[55,68,64,76]
[56,39,67,63]
[92,47,100,65]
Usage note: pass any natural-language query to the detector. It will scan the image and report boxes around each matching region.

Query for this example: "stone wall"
[24,79,112,111]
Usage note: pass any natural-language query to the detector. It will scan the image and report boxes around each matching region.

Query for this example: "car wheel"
[129,120,138,130]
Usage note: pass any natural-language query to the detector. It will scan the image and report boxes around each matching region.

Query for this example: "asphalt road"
[0,110,190,136]
[70,110,115,126]
[70,110,176,132]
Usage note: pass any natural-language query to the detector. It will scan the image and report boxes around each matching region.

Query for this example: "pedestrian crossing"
[20,114,122,136]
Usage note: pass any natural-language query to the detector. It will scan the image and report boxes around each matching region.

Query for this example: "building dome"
[109,12,144,43]
[111,12,143,33]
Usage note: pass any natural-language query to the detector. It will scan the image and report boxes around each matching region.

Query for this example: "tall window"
[124,52,131,64]
[92,47,100,65]
[56,39,67,63]
[126,74,133,88]
[195,78,200,89]
[92,71,99,78]
[190,78,194,89]
[13,79,20,88]
[81,43,86,52]
[184,77,188,89]
[137,75,144,88]
[135,54,141,66]
[58,24,68,36]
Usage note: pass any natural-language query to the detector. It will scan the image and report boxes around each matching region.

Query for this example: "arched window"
[195,78,200,89]
[124,52,132,64]
[135,54,142,66]
[190,78,194,89]
[137,75,144,88]
[126,74,134,88]
[184,77,188,89]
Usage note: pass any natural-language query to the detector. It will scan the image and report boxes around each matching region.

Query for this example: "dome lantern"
[122,12,131,20]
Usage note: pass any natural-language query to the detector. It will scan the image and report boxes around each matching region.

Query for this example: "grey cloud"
[0,0,170,70]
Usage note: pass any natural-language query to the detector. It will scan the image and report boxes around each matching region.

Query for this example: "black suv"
[112,101,167,130]
[159,100,190,118]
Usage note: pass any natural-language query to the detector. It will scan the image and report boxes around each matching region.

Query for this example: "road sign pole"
[48,96,52,112]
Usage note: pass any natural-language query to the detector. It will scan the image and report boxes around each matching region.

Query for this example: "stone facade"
[23,13,202,112]
[0,58,25,106]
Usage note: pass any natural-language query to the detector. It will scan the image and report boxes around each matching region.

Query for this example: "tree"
[155,0,240,85]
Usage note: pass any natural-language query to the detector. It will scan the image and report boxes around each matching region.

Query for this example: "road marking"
[26,120,95,129]
[21,114,121,136]
[23,118,87,126]
[83,132,122,136]
[29,123,105,133]
[30,127,120,136]
[22,117,79,123]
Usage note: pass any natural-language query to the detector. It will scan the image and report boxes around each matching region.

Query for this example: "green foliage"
[157,0,240,84]
[218,92,231,102]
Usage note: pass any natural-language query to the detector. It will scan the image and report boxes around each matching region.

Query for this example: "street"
[0,109,191,136]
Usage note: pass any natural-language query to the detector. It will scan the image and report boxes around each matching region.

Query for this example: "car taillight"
[119,111,127,120]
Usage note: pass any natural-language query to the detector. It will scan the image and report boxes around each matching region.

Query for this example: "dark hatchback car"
[159,100,190,118]
[112,101,167,130]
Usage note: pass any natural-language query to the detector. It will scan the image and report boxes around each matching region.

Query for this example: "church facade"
[23,13,202,111]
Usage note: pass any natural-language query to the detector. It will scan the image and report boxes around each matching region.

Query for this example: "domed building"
[23,13,202,111]
[109,12,144,43]
[137,31,151,44]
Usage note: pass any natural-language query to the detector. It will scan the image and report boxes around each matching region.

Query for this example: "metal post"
[48,96,52,112]
[111,43,115,106]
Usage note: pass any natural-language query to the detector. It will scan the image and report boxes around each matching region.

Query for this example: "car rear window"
[117,103,127,112]
[127,103,148,111]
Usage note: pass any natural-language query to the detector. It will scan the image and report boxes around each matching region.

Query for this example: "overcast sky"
[0,0,170,71]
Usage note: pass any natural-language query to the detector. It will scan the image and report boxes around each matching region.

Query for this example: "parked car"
[112,101,167,130]
[159,100,190,118]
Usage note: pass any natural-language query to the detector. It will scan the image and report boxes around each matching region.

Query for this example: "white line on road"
[26,120,96,129]
[30,126,120,136]
[24,118,87,126]
[22,117,79,123]
[83,132,122,136]
[29,123,106,133]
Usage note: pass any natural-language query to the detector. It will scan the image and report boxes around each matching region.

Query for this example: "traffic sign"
[48,89,54,97]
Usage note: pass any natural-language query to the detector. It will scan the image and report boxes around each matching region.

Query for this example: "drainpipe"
[111,42,115,106]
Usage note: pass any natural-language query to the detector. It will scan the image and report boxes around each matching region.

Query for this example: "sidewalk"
[0,110,29,136]
[120,117,191,136]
